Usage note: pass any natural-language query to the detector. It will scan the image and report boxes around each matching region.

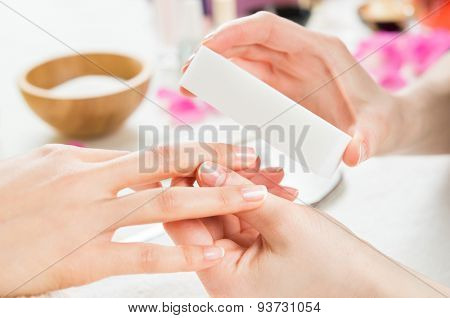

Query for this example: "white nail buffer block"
[180,46,351,177]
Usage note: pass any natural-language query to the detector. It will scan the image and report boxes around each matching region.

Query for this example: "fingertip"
[179,86,195,97]
[262,166,284,173]
[269,185,298,201]
[197,161,228,187]
[203,246,225,261]
[260,166,285,182]
[282,186,299,200]
[200,31,217,45]
[234,146,258,168]
[181,62,190,73]
[241,184,268,202]
[343,134,366,167]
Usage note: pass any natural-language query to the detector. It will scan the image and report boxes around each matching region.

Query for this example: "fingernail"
[182,54,195,71]
[199,161,227,186]
[235,147,257,163]
[264,167,283,173]
[283,186,299,198]
[201,31,216,43]
[241,185,268,202]
[203,246,225,260]
[186,53,195,64]
[357,142,368,165]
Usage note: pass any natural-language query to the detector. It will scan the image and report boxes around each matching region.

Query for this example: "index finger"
[98,143,257,191]
[202,12,307,54]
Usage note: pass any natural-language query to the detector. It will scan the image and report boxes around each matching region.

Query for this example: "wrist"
[387,92,423,154]
[353,246,445,297]
[365,92,407,157]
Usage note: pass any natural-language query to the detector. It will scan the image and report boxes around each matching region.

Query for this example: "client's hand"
[165,162,448,297]
[0,143,268,297]
[183,12,403,166]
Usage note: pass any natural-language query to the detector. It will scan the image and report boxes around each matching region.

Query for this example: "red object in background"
[414,0,450,29]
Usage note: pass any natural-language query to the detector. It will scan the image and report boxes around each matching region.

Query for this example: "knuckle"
[151,145,176,171]
[325,35,345,49]
[255,11,276,21]
[181,246,197,268]
[217,187,230,207]
[139,247,156,272]
[45,144,80,160]
[37,144,66,156]
[155,145,173,159]
[157,188,176,214]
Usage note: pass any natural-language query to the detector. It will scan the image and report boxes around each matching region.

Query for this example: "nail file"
[180,46,352,177]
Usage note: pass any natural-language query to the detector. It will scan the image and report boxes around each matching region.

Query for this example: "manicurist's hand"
[0,143,270,297]
[182,12,410,166]
[165,162,450,297]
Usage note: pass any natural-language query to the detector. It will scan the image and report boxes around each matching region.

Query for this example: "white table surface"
[0,0,448,297]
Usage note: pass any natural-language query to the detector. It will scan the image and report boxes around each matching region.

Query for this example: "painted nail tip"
[218,247,225,258]
[201,32,216,44]
[241,185,268,201]
[290,190,299,198]
[265,167,283,173]
[357,141,368,165]
[199,162,227,186]
[199,160,213,170]
[203,246,225,260]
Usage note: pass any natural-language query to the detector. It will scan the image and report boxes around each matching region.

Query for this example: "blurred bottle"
[178,0,205,66]
[212,0,237,26]
[154,0,206,70]
[154,0,179,69]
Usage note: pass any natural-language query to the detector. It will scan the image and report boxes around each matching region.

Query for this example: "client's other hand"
[0,143,267,296]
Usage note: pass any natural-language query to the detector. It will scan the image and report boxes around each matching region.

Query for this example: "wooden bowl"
[18,52,151,138]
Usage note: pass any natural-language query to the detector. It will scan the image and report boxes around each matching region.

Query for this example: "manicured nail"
[235,147,257,163]
[357,141,368,165]
[264,167,283,173]
[201,31,217,43]
[199,161,227,186]
[186,53,195,64]
[203,246,225,260]
[283,186,299,198]
[182,54,195,71]
[241,185,268,202]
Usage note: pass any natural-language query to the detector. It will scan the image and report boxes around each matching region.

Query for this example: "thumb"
[344,107,392,166]
[343,130,369,167]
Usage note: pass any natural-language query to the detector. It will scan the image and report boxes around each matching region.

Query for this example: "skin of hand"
[0,143,278,297]
[183,12,450,165]
[165,162,450,297]
[394,52,450,154]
